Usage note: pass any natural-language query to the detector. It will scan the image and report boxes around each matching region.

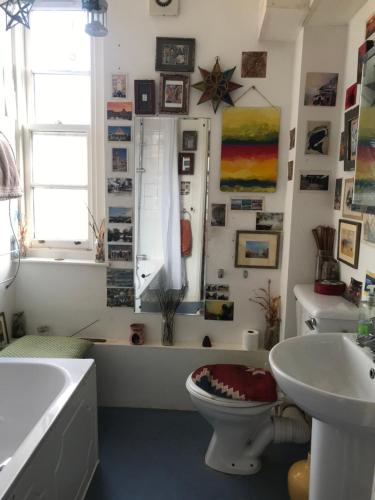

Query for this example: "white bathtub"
[0,358,98,500]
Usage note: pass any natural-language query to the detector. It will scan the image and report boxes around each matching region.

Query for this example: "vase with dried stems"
[87,207,105,263]
[249,279,280,351]
[18,218,28,258]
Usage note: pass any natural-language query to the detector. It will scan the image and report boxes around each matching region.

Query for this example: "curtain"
[160,117,183,290]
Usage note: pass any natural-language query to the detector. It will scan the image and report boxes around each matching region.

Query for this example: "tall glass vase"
[161,316,174,346]
[264,320,280,351]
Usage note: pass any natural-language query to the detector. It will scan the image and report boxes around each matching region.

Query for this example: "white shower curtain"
[160,117,183,290]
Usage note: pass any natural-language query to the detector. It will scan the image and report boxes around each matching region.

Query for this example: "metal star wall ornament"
[0,0,35,30]
[192,57,242,113]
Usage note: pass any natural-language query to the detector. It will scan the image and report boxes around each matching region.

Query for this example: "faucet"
[357,334,375,355]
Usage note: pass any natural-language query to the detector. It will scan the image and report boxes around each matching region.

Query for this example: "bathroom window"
[22,8,95,253]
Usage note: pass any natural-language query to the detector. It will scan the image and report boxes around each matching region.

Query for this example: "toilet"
[185,365,279,475]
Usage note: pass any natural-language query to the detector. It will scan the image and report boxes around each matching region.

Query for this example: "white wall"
[332,0,375,287]
[16,0,296,346]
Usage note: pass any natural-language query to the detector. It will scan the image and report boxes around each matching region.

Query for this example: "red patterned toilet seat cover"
[192,364,277,402]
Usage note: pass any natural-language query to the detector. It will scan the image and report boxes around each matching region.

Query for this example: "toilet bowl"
[186,373,278,475]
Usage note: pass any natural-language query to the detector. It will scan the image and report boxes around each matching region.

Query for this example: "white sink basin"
[270,333,375,500]
[270,332,375,430]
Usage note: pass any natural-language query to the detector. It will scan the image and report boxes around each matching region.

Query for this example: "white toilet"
[185,372,278,475]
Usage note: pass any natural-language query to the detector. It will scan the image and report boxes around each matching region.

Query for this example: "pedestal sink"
[270,332,375,500]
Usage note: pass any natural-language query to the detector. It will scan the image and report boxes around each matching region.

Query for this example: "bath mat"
[0,335,92,358]
[192,364,277,402]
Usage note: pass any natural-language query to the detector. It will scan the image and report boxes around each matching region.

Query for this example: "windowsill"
[20,257,107,267]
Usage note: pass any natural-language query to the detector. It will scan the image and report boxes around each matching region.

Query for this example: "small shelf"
[20,258,107,267]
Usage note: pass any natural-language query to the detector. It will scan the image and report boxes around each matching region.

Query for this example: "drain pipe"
[246,406,310,459]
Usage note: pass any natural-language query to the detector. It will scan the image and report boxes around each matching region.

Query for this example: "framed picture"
[204,300,234,321]
[182,131,197,151]
[339,131,346,161]
[344,105,359,171]
[304,72,338,106]
[345,83,357,109]
[108,125,131,142]
[107,101,132,120]
[0,313,9,348]
[300,173,329,191]
[155,37,195,72]
[108,177,132,194]
[111,73,127,98]
[111,147,128,172]
[363,213,375,244]
[178,152,194,175]
[241,51,267,78]
[337,219,361,269]
[334,178,343,210]
[108,207,132,224]
[288,161,294,181]
[343,277,363,306]
[342,178,362,221]
[367,14,375,39]
[305,121,330,155]
[180,181,190,195]
[134,80,155,115]
[235,230,280,269]
[159,73,189,114]
[357,40,374,83]
[289,128,295,150]
[230,198,264,211]
[210,203,226,227]
[256,212,283,231]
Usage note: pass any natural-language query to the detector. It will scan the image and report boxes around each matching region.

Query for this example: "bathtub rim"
[0,357,95,500]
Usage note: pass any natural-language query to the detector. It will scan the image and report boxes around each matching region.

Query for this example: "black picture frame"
[155,37,195,73]
[159,73,190,115]
[178,152,194,175]
[182,131,198,151]
[337,219,361,269]
[134,80,156,115]
[344,105,359,171]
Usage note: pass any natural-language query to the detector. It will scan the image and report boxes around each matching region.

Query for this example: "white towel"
[0,133,22,200]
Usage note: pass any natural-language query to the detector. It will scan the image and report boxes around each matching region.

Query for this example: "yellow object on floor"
[288,453,310,500]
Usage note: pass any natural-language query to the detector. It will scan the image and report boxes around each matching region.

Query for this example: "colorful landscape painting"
[353,107,375,211]
[220,107,280,192]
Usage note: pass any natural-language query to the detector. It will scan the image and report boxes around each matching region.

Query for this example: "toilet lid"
[191,364,278,403]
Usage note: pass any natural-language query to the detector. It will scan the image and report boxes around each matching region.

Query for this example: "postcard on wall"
[204,300,234,321]
[112,73,127,98]
[289,128,295,150]
[108,207,132,224]
[108,244,133,262]
[288,161,293,181]
[108,226,133,243]
[108,126,131,142]
[205,284,230,301]
[365,271,375,294]
[305,121,330,155]
[107,101,132,121]
[230,198,264,211]
[334,178,343,211]
[241,51,267,78]
[220,107,280,193]
[180,181,190,195]
[210,203,226,227]
[304,72,338,106]
[364,213,375,244]
[342,178,362,221]
[112,148,128,172]
[107,287,134,308]
[108,178,132,194]
[256,212,283,231]
[299,173,329,191]
[107,268,134,288]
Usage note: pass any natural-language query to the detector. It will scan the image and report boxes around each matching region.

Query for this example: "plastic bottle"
[357,285,375,337]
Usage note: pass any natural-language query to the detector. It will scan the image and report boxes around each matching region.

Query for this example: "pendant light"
[82,0,107,37]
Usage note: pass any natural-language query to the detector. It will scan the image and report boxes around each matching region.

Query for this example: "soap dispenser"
[357,285,375,337]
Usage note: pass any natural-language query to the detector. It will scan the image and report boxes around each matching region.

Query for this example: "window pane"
[34,74,90,124]
[29,11,90,73]
[33,188,88,241]
[32,133,88,186]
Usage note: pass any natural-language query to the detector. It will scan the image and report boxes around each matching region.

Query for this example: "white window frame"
[17,9,103,260]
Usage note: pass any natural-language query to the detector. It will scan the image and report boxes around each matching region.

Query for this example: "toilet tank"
[294,284,359,335]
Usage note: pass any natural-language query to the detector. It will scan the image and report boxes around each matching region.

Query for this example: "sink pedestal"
[310,419,375,500]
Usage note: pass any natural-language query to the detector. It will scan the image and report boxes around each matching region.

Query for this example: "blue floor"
[85,407,309,500]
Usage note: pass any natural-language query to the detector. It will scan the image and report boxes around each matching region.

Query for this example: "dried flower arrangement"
[18,217,28,258]
[249,279,280,350]
[87,207,105,263]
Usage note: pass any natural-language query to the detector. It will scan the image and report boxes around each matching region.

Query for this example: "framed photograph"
[107,268,134,288]
[111,147,127,172]
[108,207,132,224]
[289,128,295,150]
[178,152,194,175]
[112,73,127,98]
[235,230,280,269]
[205,284,230,301]
[342,178,362,221]
[108,177,132,194]
[210,203,226,227]
[300,173,329,191]
[159,73,189,115]
[364,213,375,244]
[204,300,234,321]
[108,226,132,243]
[134,80,155,115]
[180,181,190,195]
[108,244,133,262]
[230,198,264,211]
[241,51,267,78]
[108,125,131,142]
[304,72,338,106]
[334,178,343,210]
[155,37,195,72]
[107,287,134,308]
[305,121,330,155]
[337,219,361,269]
[107,101,132,121]
[288,161,294,181]
[256,212,283,231]
[345,83,357,109]
[339,131,346,161]
[182,130,197,151]
[357,40,374,83]
[0,313,9,349]
[344,105,359,171]
[343,277,363,306]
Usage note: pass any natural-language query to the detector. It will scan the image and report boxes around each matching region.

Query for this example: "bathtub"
[0,358,98,500]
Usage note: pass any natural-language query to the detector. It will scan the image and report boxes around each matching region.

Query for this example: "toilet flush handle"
[305,318,317,331]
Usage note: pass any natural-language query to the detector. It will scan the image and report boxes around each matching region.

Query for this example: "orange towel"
[181,219,192,257]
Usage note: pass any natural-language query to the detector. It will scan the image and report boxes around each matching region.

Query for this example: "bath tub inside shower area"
[0,358,98,500]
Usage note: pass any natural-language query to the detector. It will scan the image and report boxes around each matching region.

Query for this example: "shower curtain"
[160,117,183,290]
